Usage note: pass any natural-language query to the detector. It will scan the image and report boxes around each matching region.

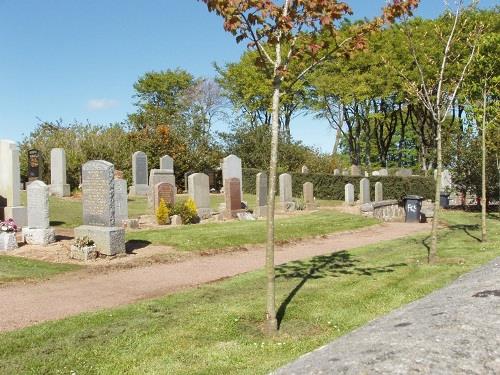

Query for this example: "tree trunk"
[429,121,442,263]
[265,76,280,334]
[481,87,487,242]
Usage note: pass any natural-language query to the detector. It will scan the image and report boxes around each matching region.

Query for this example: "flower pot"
[70,244,97,261]
[0,232,18,251]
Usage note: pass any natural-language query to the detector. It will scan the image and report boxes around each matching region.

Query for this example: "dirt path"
[0,222,431,332]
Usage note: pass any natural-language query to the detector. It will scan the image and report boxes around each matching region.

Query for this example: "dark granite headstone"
[82,160,115,227]
[28,149,42,181]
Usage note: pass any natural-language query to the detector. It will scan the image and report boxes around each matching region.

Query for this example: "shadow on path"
[275,251,407,329]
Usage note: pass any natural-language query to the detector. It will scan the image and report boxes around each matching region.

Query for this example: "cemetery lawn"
[0,256,81,284]
[127,210,378,251]
[1,211,498,374]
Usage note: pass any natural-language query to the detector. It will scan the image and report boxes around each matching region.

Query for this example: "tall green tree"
[200,0,419,333]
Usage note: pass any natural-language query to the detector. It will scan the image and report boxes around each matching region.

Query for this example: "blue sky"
[0,0,496,152]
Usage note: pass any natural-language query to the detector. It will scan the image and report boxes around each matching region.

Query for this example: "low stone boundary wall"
[361,200,405,222]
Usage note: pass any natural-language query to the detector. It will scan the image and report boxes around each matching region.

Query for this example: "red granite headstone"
[155,182,175,211]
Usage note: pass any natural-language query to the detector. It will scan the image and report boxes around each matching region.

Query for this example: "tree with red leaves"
[199,0,419,333]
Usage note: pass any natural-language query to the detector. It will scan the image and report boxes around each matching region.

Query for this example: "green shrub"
[171,198,200,224]
[156,199,170,225]
[242,168,436,201]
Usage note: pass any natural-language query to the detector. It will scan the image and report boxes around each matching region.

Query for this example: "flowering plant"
[0,218,18,232]
[73,236,95,248]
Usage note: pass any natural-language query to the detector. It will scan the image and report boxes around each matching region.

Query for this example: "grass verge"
[0,211,498,374]
[127,210,378,251]
[0,256,81,285]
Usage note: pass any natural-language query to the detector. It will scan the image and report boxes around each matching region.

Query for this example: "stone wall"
[361,200,405,223]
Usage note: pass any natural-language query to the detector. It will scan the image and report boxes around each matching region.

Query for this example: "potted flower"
[70,236,97,261]
[0,218,18,251]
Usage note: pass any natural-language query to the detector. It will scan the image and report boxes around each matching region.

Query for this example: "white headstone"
[27,181,49,229]
[334,169,340,176]
[379,168,388,176]
[279,173,293,203]
[160,155,174,173]
[360,178,370,204]
[345,183,354,206]
[49,148,70,197]
[375,181,383,203]
[188,173,211,219]
[0,139,27,226]
[222,155,242,197]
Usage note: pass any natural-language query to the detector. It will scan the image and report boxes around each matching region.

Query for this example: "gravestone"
[160,155,174,173]
[74,160,125,256]
[224,178,243,219]
[188,173,211,219]
[254,172,268,218]
[375,181,383,203]
[364,171,369,177]
[22,181,55,245]
[222,154,242,197]
[49,148,71,197]
[148,169,176,209]
[0,140,27,226]
[345,183,355,206]
[114,178,128,226]
[301,165,309,174]
[379,168,389,176]
[129,151,149,196]
[360,178,370,204]
[184,171,194,192]
[154,182,175,212]
[372,171,380,176]
[350,165,361,177]
[395,168,412,177]
[441,169,453,191]
[303,182,316,210]
[27,149,42,182]
[342,169,349,176]
[279,173,294,211]
[334,169,340,176]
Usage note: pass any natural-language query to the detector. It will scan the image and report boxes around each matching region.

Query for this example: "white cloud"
[87,98,119,111]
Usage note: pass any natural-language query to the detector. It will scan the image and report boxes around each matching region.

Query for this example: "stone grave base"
[49,183,70,197]
[253,205,268,218]
[1,206,27,228]
[197,208,212,220]
[129,184,149,197]
[225,209,245,220]
[74,225,125,256]
[0,232,18,251]
[22,227,56,246]
[70,244,98,261]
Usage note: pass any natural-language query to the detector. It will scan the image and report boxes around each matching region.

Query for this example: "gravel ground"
[273,257,500,375]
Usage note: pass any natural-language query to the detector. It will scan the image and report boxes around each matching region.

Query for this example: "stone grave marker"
[303,182,316,210]
[350,165,361,177]
[114,178,128,226]
[27,149,42,182]
[160,155,174,173]
[345,183,355,206]
[360,178,370,204]
[225,178,243,218]
[255,172,268,218]
[342,169,349,176]
[148,169,175,208]
[301,165,309,174]
[375,181,383,203]
[334,169,340,176]
[154,182,175,212]
[49,148,71,197]
[188,173,211,219]
[0,140,27,226]
[279,173,294,211]
[222,154,242,197]
[129,151,149,196]
[74,160,125,255]
[22,181,55,245]
[395,168,412,177]
[379,168,389,176]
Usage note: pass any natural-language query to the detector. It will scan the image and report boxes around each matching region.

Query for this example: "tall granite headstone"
[0,140,27,226]
[74,160,125,255]
[279,173,294,211]
[303,182,316,210]
[49,148,71,197]
[345,183,354,206]
[222,154,242,197]
[375,181,383,203]
[148,169,176,209]
[114,178,128,226]
[22,181,55,245]
[188,173,211,219]
[255,172,268,218]
[129,151,149,196]
[224,178,243,218]
[360,178,370,204]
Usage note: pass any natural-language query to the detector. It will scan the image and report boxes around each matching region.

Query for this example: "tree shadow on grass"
[448,224,481,242]
[275,251,407,329]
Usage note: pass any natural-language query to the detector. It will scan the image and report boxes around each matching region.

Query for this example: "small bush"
[171,198,199,224]
[293,197,306,211]
[156,199,170,225]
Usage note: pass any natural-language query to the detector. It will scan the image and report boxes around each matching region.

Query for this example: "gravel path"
[274,257,500,375]
[0,222,430,332]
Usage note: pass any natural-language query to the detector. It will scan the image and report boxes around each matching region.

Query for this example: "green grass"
[0,256,81,284]
[1,211,498,374]
[127,210,378,251]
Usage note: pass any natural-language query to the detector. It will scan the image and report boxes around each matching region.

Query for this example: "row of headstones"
[344,179,384,206]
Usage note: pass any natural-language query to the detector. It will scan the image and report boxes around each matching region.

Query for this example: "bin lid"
[404,195,423,200]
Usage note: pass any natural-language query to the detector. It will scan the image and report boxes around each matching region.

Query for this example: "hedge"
[242,168,436,201]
